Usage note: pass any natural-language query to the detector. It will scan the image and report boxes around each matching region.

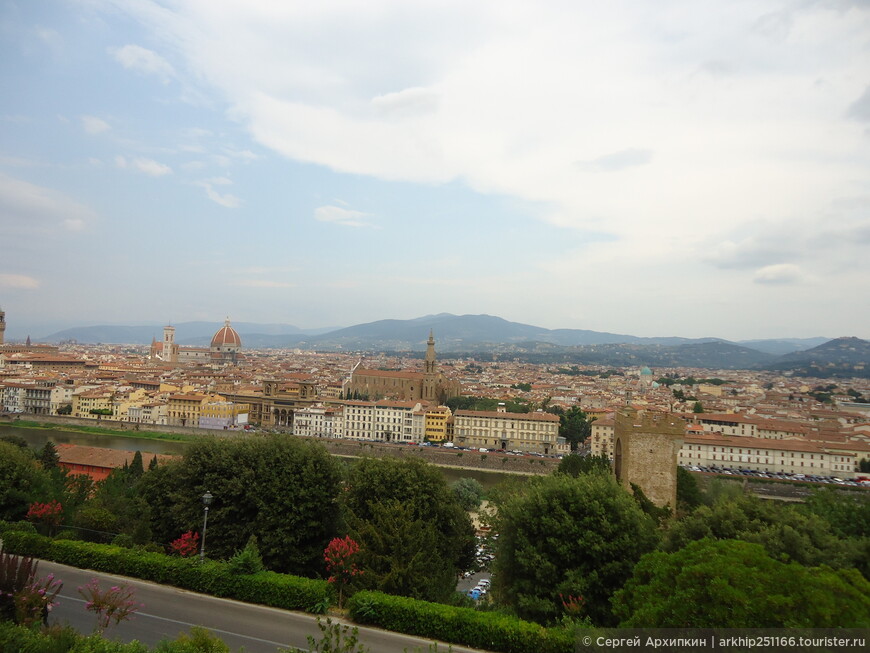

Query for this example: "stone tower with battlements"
[0,306,5,345]
[613,408,684,509]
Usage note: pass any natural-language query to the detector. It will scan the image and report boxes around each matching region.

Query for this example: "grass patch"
[0,420,195,443]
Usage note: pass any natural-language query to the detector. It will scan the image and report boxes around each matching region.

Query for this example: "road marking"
[56,594,292,648]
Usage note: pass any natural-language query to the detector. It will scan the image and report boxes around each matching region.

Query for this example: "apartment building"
[341,399,425,442]
[680,432,856,478]
[293,404,343,438]
[453,408,561,454]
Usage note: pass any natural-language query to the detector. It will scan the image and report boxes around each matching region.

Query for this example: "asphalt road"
[39,560,488,653]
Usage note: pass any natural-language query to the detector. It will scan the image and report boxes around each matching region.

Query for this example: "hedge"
[0,528,331,615]
[347,590,575,653]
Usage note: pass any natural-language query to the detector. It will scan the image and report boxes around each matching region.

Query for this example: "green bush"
[346,590,574,653]
[0,529,331,614]
[0,620,239,652]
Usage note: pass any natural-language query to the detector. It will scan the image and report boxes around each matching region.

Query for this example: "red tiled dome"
[211,319,241,348]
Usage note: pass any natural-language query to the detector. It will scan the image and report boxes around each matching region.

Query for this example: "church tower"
[424,330,437,374]
[422,330,439,401]
[0,306,5,345]
[162,325,177,363]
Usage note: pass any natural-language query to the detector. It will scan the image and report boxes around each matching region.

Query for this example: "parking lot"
[682,464,869,488]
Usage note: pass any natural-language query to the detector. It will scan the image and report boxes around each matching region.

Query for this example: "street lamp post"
[200,491,213,562]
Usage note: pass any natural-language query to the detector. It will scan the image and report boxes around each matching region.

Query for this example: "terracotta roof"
[56,444,176,469]
[354,368,425,380]
[211,319,242,348]
[455,409,560,422]
[684,432,835,455]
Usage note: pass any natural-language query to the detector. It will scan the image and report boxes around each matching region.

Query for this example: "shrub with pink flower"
[26,500,63,535]
[170,530,200,557]
[77,578,143,634]
[324,536,362,608]
[14,573,63,627]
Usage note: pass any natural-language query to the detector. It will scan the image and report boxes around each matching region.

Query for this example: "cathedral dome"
[211,319,242,349]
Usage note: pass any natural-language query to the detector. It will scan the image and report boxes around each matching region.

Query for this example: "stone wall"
[312,439,557,475]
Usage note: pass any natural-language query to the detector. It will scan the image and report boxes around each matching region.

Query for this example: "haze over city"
[1,1,869,341]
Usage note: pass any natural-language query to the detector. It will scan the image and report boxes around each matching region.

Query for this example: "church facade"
[345,331,461,402]
[150,318,243,365]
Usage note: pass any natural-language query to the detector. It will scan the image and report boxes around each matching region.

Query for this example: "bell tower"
[0,306,5,345]
[162,325,177,363]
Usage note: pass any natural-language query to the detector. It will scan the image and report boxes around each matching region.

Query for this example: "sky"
[1,0,869,342]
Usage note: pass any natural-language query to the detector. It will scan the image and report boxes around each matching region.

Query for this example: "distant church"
[346,331,461,402]
[150,318,243,365]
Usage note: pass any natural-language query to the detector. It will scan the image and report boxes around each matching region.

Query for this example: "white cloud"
[315,205,374,228]
[0,173,96,235]
[0,274,40,289]
[110,0,869,254]
[371,86,440,118]
[81,115,111,134]
[753,263,805,285]
[116,156,172,176]
[112,44,175,83]
[196,180,241,208]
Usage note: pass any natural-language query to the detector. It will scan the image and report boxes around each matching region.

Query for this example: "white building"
[294,405,344,438]
[453,408,561,454]
[680,432,857,478]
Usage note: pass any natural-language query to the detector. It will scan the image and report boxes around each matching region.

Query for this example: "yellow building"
[424,406,452,442]
[200,401,250,429]
[72,388,115,419]
[111,388,149,421]
[167,392,224,427]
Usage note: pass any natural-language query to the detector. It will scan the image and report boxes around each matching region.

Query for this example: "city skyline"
[2,1,869,341]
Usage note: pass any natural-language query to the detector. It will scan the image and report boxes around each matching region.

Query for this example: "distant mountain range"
[33,314,867,376]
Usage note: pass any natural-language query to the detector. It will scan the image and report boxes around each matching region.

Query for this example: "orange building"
[56,444,176,482]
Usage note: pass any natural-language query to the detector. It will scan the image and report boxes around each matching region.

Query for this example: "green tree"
[802,488,869,539]
[556,453,610,477]
[663,493,865,573]
[558,407,592,451]
[0,442,50,521]
[139,435,342,575]
[491,472,658,625]
[342,458,475,603]
[613,538,870,627]
[128,451,144,479]
[38,441,60,471]
[450,477,484,512]
[692,401,704,413]
[676,466,703,512]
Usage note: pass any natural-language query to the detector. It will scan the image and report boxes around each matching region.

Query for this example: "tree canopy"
[613,538,870,627]
[342,457,475,603]
[557,407,592,451]
[491,471,658,625]
[556,453,610,477]
[139,435,342,575]
[0,441,49,521]
[663,492,867,575]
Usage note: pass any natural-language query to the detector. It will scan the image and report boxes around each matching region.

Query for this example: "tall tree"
[491,471,658,625]
[558,407,592,451]
[138,436,342,575]
[128,451,144,479]
[38,441,60,471]
[0,442,50,521]
[342,458,475,603]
